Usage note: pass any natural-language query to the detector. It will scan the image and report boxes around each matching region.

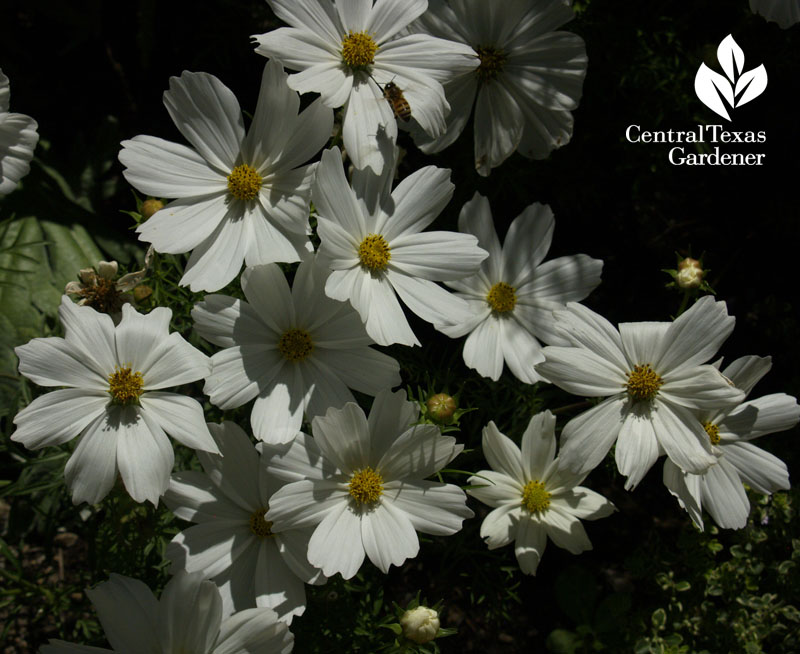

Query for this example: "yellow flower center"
[248,508,274,539]
[108,366,144,404]
[348,467,384,505]
[227,164,262,201]
[486,282,517,313]
[626,364,663,401]
[475,45,507,83]
[341,31,378,69]
[358,234,391,271]
[703,421,721,445]
[521,480,551,514]
[278,328,314,362]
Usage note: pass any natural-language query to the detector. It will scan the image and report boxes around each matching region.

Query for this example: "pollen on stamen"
[278,328,314,362]
[358,234,391,272]
[348,467,384,505]
[475,45,507,83]
[248,508,275,539]
[703,421,721,445]
[521,480,551,514]
[486,282,517,313]
[108,366,144,404]
[626,364,663,401]
[227,164,262,201]
[341,31,378,69]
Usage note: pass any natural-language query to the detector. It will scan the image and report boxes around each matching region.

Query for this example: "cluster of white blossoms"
[9,1,796,651]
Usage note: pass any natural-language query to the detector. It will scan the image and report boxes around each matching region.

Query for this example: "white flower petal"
[482,421,525,482]
[158,572,222,654]
[312,347,399,397]
[180,206,249,292]
[721,355,772,396]
[383,480,472,536]
[536,346,627,396]
[463,314,504,381]
[377,425,461,480]
[378,165,454,240]
[64,412,119,506]
[548,302,628,370]
[57,297,117,376]
[164,71,245,172]
[521,411,557,481]
[501,317,545,384]
[522,255,603,304]
[265,0,342,47]
[467,469,523,508]
[302,358,357,420]
[313,148,368,238]
[312,402,371,473]
[558,396,626,476]
[661,365,745,411]
[721,393,800,440]
[0,112,38,195]
[368,0,427,42]
[261,432,338,483]
[192,295,267,348]
[413,73,477,154]
[166,522,249,581]
[342,76,397,174]
[614,404,662,490]
[389,272,474,328]
[618,322,669,369]
[15,335,108,389]
[457,192,503,279]
[361,500,419,573]
[501,202,555,283]
[116,406,174,505]
[390,231,487,281]
[721,441,790,495]
[119,135,227,198]
[663,459,705,530]
[253,539,308,623]
[85,575,160,654]
[269,98,333,172]
[12,390,108,449]
[165,471,249,522]
[479,503,521,549]
[136,193,228,253]
[205,346,279,410]
[251,368,306,444]
[307,500,365,578]
[551,487,615,521]
[543,505,592,554]
[215,606,293,654]
[657,296,735,373]
[244,201,307,267]
[514,515,547,575]
[268,479,345,533]
[473,80,524,175]
[652,400,717,475]
[275,528,326,586]
[700,458,750,529]
[141,393,217,453]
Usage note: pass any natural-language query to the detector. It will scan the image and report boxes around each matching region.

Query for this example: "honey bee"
[382,81,411,122]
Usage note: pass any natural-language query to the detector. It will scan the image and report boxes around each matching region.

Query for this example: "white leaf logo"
[694,34,768,121]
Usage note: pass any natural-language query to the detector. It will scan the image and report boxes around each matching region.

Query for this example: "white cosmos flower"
[262,389,473,579]
[192,255,401,444]
[119,59,333,292]
[468,411,615,575]
[410,0,587,175]
[535,297,746,490]
[39,571,293,654]
[164,422,324,623]
[12,298,217,506]
[750,0,800,28]
[438,192,602,383]
[313,146,488,347]
[0,68,39,195]
[253,0,478,174]
[664,355,799,530]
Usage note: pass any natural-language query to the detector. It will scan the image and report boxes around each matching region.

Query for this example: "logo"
[695,34,768,121]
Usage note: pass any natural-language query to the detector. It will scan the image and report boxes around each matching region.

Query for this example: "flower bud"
[675,257,703,288]
[426,393,456,423]
[141,198,165,220]
[400,606,440,644]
